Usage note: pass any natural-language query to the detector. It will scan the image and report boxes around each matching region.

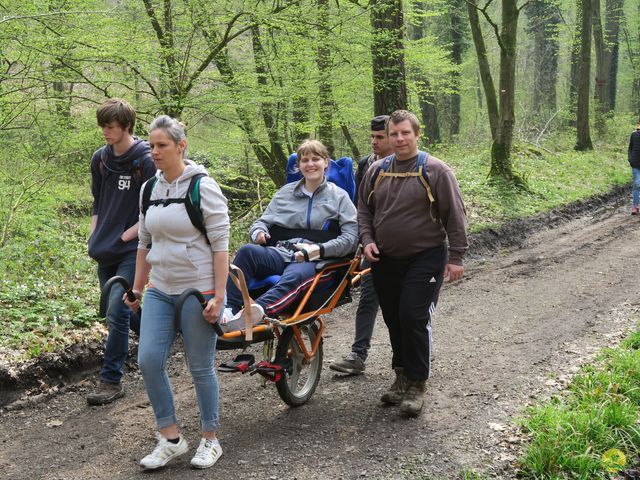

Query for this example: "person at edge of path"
[628,118,640,215]
[221,139,358,329]
[86,98,156,406]
[330,115,393,375]
[123,115,229,470]
[358,110,468,417]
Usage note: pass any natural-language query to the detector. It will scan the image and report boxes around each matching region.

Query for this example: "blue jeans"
[138,287,220,432]
[97,252,140,384]
[351,258,379,361]
[632,168,640,206]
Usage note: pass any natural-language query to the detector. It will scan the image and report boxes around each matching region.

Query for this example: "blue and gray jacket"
[249,178,358,262]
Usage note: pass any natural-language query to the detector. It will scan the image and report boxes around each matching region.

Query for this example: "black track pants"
[371,245,446,381]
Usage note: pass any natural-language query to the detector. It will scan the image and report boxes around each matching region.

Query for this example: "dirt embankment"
[1,183,638,480]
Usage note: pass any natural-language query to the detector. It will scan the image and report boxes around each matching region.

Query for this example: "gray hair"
[149,115,187,144]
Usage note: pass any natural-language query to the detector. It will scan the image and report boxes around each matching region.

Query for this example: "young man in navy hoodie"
[86,99,156,405]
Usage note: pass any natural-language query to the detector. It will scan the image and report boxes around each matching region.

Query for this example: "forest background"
[0,0,638,360]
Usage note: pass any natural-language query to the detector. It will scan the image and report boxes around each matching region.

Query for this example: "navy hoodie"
[88,138,156,266]
[629,128,640,168]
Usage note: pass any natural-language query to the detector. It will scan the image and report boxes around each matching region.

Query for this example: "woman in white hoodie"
[125,115,229,471]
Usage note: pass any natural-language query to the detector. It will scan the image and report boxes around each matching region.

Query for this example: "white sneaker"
[140,434,188,470]
[190,437,223,469]
[242,303,264,323]
[220,304,264,332]
[220,308,236,325]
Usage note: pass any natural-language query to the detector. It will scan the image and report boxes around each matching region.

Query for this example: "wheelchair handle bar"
[175,288,225,337]
[99,276,138,317]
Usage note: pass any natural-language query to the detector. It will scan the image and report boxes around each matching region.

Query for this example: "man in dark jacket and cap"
[629,118,640,215]
[331,115,392,375]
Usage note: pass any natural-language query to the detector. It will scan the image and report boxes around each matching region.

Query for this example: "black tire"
[275,321,323,407]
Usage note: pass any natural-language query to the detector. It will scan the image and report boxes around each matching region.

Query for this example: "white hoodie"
[138,160,229,295]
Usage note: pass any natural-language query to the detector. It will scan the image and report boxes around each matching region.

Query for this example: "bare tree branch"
[0,9,114,25]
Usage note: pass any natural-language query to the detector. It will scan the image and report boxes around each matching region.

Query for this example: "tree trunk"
[592,0,623,121]
[568,0,582,127]
[340,123,361,160]
[592,0,607,131]
[291,96,311,147]
[633,4,640,113]
[525,0,560,119]
[370,0,407,115]
[490,0,520,179]
[408,0,440,144]
[316,0,335,157]
[417,83,440,145]
[467,0,523,184]
[467,0,498,139]
[251,26,288,168]
[604,0,623,111]
[449,0,466,136]
[575,0,593,151]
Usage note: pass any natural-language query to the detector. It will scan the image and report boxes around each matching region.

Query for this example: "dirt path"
[2,195,640,480]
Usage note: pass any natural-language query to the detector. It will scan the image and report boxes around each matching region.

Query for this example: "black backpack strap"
[184,173,210,245]
[141,177,158,216]
[141,173,210,244]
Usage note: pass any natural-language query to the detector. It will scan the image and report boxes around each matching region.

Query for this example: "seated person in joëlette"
[221,139,358,330]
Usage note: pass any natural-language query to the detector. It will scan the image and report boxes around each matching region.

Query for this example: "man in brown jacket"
[358,110,468,417]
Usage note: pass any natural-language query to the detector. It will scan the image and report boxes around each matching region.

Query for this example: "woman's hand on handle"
[123,289,142,311]
[203,296,224,325]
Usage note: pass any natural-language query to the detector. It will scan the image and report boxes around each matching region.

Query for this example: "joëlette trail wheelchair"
[99,250,368,407]
[99,154,365,406]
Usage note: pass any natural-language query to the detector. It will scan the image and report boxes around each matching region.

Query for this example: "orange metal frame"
[219,254,369,358]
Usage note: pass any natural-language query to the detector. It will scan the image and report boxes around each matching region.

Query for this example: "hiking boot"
[632,206,639,215]
[190,437,223,469]
[329,352,365,375]
[400,380,427,417]
[380,368,408,405]
[86,380,124,406]
[140,434,188,470]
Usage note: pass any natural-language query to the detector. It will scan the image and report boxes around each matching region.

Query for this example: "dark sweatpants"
[371,245,446,381]
[227,244,318,316]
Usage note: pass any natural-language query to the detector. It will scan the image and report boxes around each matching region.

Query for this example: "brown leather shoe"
[86,380,124,406]
[380,368,408,405]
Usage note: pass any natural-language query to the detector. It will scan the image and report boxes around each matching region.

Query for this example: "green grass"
[517,322,640,479]
[440,122,630,232]
[0,116,635,358]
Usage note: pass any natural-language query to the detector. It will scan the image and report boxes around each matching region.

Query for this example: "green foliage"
[517,323,640,478]
[442,127,629,232]
[0,183,99,357]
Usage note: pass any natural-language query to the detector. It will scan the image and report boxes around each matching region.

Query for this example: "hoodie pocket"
[88,221,127,262]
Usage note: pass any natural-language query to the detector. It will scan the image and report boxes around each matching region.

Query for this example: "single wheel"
[275,321,323,407]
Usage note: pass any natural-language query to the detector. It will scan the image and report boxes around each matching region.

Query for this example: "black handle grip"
[175,288,224,336]
[99,276,132,317]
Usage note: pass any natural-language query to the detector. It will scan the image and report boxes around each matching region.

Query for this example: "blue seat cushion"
[248,275,281,291]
